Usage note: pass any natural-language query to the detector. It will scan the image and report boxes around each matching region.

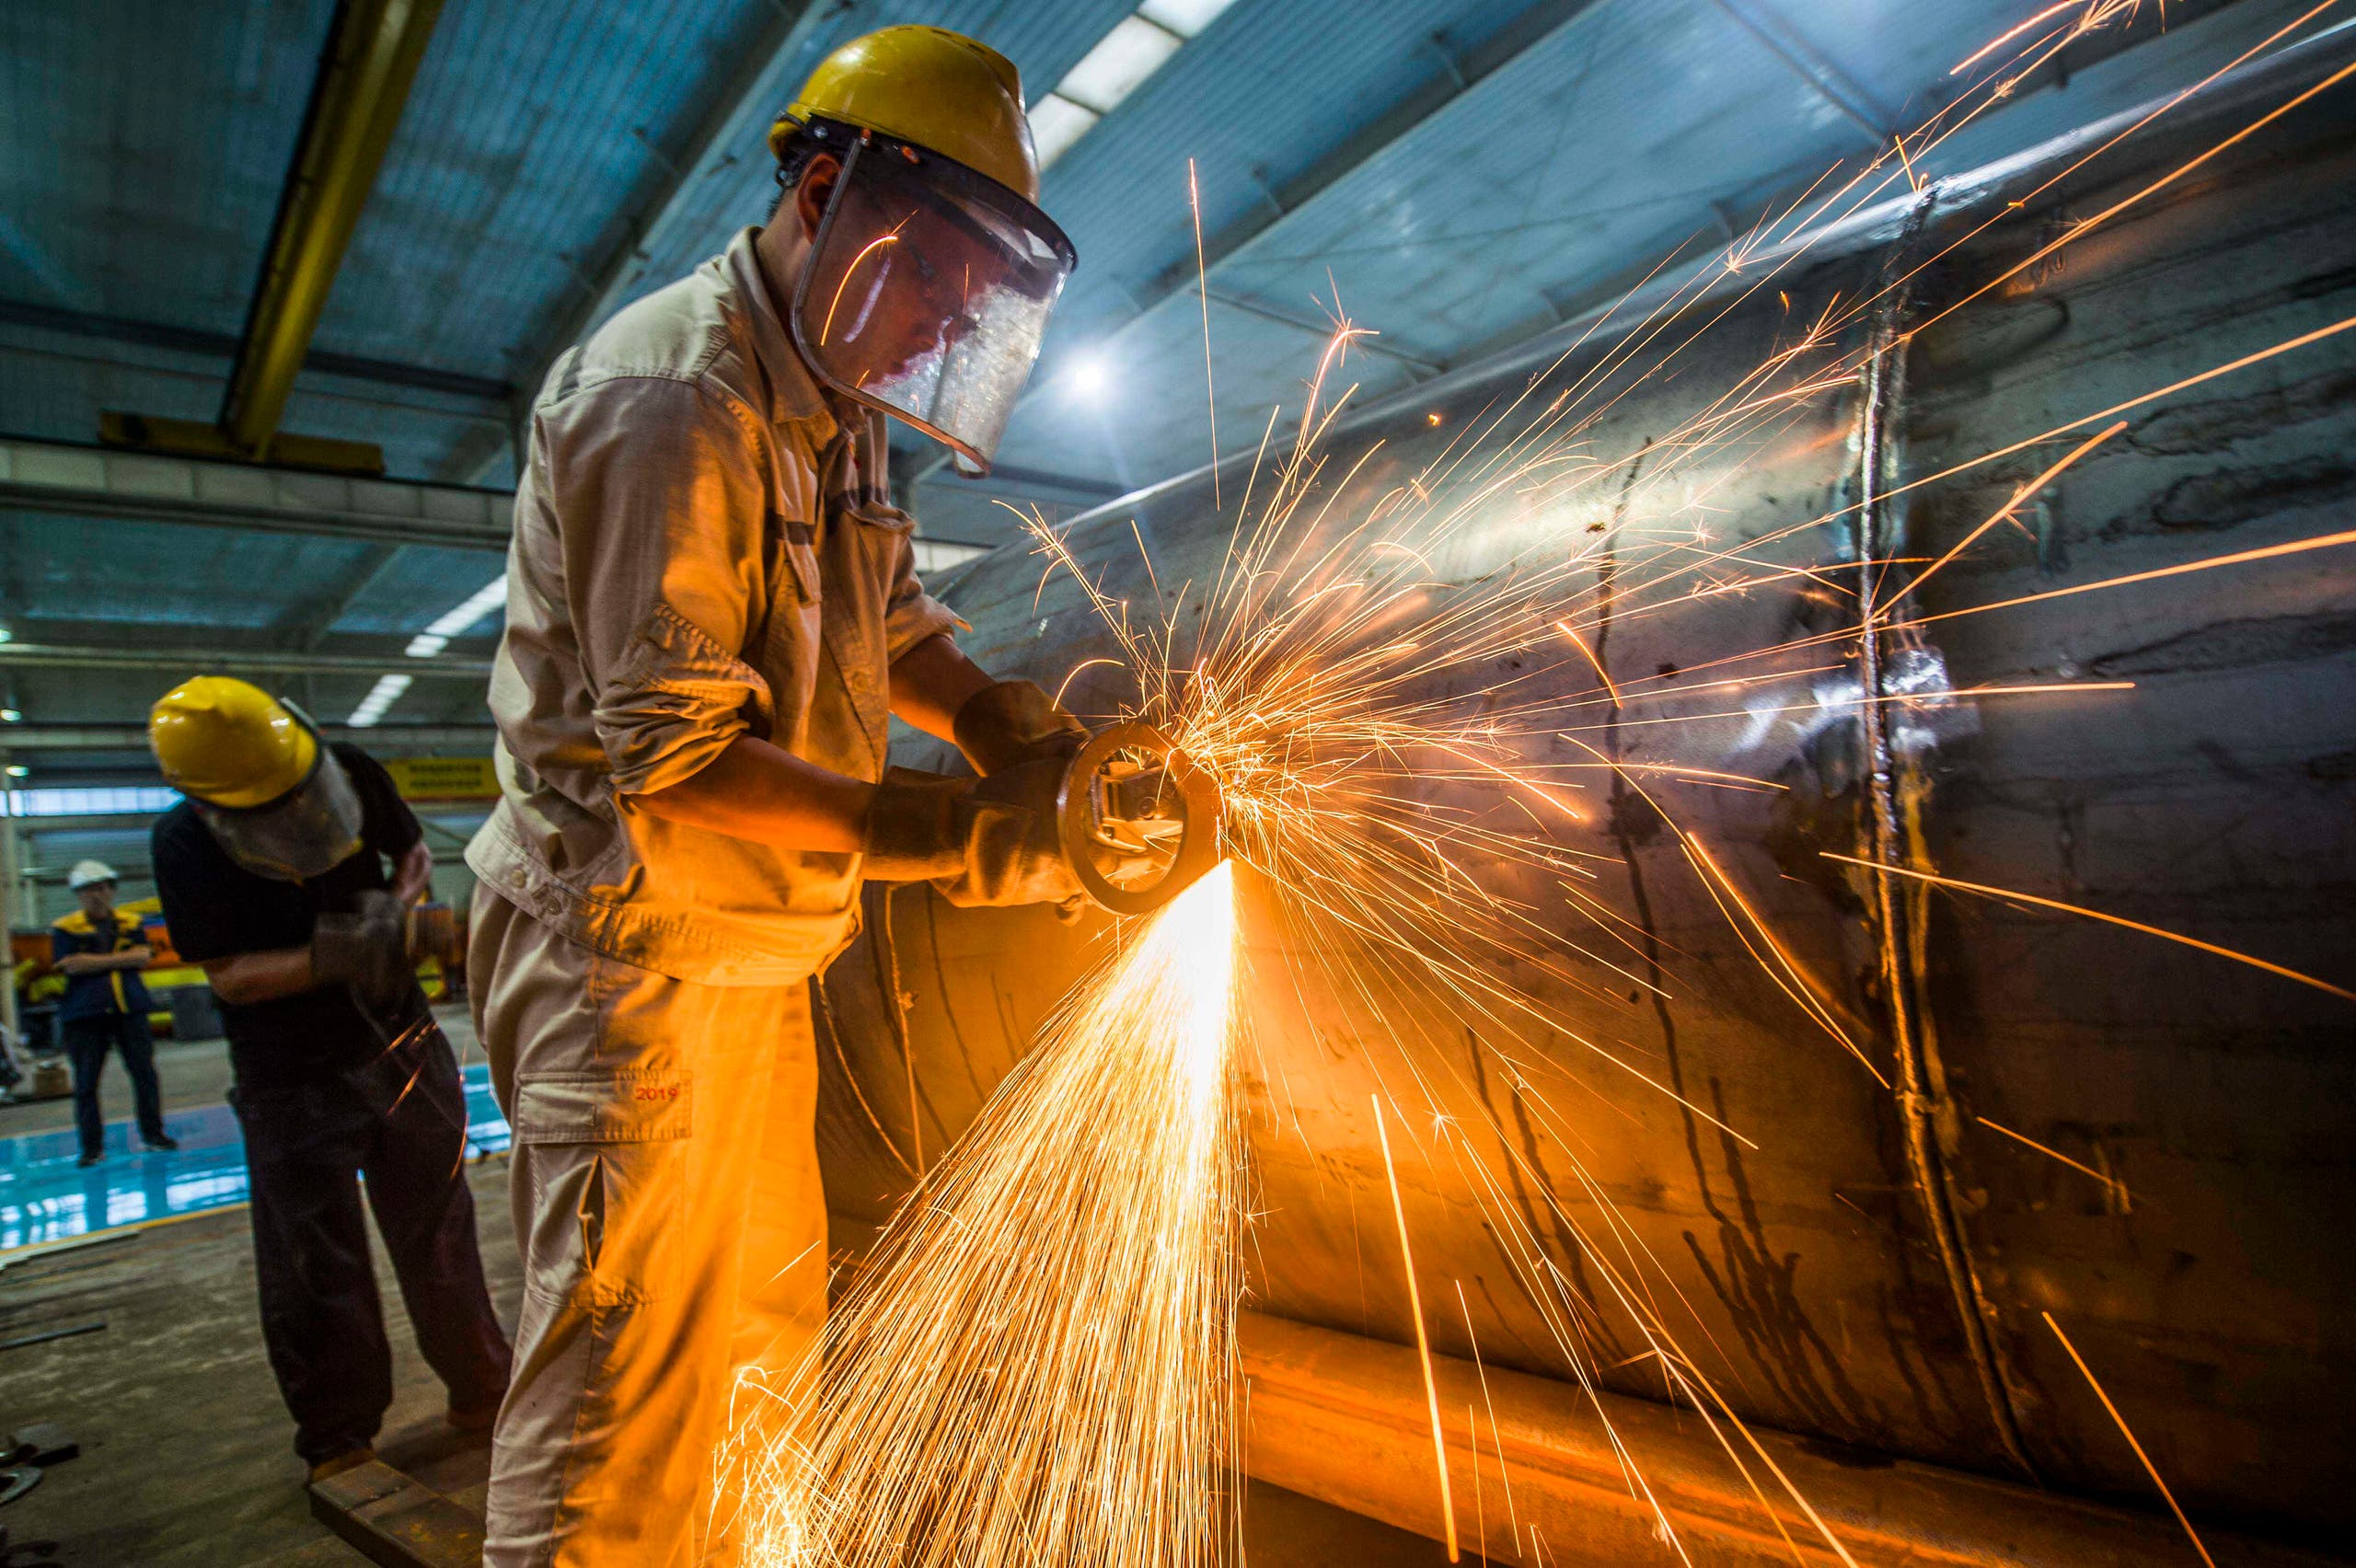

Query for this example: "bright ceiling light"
[1066,352,1111,398]
[0,708,19,723]
[1137,0,1242,38]
[1058,16,1184,112]
[407,574,508,659]
[1030,94,1101,167]
[5,764,28,778]
[1033,0,1239,170]
[348,673,414,729]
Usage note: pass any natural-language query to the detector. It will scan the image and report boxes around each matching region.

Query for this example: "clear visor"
[790,126,1075,474]
[193,732,365,882]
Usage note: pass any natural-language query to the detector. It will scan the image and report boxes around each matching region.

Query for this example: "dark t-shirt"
[151,744,429,1090]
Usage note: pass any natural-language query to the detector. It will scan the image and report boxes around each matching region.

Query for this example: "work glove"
[312,890,414,1008]
[952,679,1090,776]
[864,759,1083,908]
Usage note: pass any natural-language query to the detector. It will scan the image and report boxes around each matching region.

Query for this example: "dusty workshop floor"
[0,1010,1448,1565]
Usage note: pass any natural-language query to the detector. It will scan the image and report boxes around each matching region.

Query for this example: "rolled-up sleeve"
[542,375,775,796]
[881,528,963,664]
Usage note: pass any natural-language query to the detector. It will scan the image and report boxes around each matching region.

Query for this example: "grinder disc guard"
[1055,721,1223,916]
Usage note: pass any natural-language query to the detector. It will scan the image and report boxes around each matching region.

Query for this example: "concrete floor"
[0,1014,1449,1565]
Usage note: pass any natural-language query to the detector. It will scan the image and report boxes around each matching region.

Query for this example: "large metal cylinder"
[817,40,2356,1559]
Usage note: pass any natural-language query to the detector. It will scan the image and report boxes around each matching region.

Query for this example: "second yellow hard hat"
[150,675,317,809]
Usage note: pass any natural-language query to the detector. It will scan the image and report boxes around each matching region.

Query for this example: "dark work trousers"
[230,1023,514,1464]
[64,1012,167,1159]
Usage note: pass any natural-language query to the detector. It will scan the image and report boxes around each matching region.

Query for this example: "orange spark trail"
[1823,854,2356,1000]
[1977,1115,2131,1207]
[2044,1310,2221,1568]
[1191,157,1221,507]
[1374,1095,1458,1562]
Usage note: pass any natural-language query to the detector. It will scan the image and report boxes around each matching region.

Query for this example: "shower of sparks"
[2043,1310,2221,1568]
[725,863,1242,1568]
[731,2,2355,1560]
[986,0,2354,1553]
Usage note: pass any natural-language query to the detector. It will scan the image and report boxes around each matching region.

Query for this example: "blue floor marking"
[0,1063,511,1251]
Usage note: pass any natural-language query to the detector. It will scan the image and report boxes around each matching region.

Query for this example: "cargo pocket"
[512,1070,693,1308]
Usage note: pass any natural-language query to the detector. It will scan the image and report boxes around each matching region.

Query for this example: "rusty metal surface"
[816,63,2356,1553]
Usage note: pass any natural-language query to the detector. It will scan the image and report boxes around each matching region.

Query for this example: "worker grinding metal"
[145,678,514,1483]
[463,25,1092,1565]
[50,859,177,1166]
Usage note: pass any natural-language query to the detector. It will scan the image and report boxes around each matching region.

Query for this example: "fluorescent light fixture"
[1057,15,1184,112]
[1137,0,1242,38]
[348,673,414,728]
[1030,94,1101,167]
[1033,0,1240,169]
[5,765,27,778]
[407,574,508,659]
[0,708,19,723]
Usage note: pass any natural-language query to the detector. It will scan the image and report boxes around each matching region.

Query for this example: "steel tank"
[815,40,2356,1551]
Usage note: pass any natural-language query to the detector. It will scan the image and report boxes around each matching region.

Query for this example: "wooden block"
[307,1458,483,1568]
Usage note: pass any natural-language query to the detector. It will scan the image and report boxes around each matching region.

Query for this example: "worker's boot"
[307,1448,375,1485]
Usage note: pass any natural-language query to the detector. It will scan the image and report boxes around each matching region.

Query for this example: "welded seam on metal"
[1853,193,2040,1484]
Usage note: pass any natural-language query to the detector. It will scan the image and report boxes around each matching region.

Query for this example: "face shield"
[191,707,366,882]
[790,121,1076,475]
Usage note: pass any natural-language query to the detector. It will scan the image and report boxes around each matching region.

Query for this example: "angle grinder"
[1055,721,1223,916]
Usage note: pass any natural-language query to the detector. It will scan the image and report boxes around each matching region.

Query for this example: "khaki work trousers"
[470,889,827,1568]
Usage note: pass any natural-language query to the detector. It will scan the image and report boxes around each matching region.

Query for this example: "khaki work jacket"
[468,228,959,985]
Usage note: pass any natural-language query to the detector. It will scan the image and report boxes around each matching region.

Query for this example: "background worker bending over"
[466,24,1093,1565]
[149,677,513,1482]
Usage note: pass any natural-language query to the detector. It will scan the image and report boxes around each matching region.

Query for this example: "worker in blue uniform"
[50,859,178,1166]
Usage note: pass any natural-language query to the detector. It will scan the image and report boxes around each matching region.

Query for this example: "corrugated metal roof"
[318,0,791,385]
[0,0,335,330]
[0,0,2328,747]
[981,0,2316,489]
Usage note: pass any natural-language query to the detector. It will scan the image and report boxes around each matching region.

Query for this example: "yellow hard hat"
[150,676,317,809]
[771,25,1040,201]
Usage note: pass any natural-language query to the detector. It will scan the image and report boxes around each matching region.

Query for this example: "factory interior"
[3,0,2353,1563]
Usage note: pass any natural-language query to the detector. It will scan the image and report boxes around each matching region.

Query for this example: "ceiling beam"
[0,298,512,403]
[0,722,496,754]
[0,642,491,679]
[220,0,450,455]
[1208,289,1441,375]
[1705,0,1895,140]
[447,0,829,482]
[0,435,510,550]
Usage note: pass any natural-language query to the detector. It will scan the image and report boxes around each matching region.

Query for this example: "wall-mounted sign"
[383,755,499,801]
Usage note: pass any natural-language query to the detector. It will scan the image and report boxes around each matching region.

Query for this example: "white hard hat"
[66,859,120,890]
